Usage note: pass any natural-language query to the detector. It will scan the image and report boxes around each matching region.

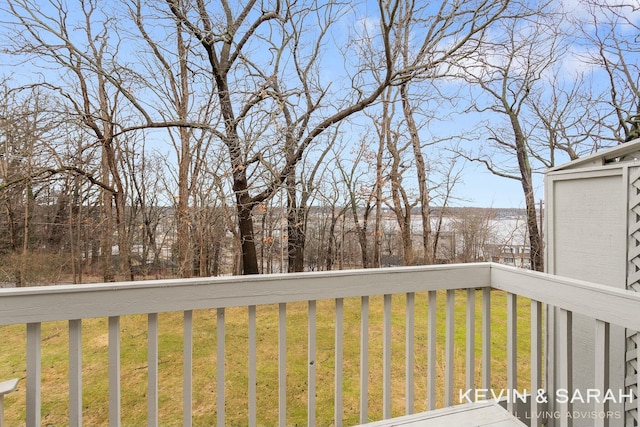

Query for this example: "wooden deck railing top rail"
[491,263,640,331]
[0,263,490,325]
[3,262,639,330]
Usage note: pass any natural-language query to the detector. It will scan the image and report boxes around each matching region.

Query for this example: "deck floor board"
[357,401,527,427]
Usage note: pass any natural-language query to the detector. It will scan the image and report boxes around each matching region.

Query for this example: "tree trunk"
[373,126,386,268]
[176,125,192,278]
[401,83,431,264]
[326,217,336,271]
[212,240,221,277]
[287,184,305,272]
[385,89,414,267]
[114,185,134,281]
[357,227,369,268]
[287,213,305,272]
[175,24,193,278]
[236,191,259,275]
[101,123,133,281]
[18,183,32,287]
[522,176,543,271]
[100,146,115,282]
[511,116,544,271]
[352,203,372,269]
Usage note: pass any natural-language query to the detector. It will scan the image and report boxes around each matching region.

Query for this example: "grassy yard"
[0,289,535,426]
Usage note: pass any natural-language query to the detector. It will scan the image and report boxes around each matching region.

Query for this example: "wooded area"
[0,0,638,284]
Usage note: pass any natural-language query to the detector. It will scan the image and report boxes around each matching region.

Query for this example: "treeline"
[0,185,523,284]
[0,0,638,284]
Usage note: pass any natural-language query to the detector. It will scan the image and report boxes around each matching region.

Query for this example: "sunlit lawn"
[0,289,534,426]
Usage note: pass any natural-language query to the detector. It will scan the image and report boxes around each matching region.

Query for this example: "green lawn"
[0,289,535,426]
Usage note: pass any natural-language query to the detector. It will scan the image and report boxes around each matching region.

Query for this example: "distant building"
[488,244,531,269]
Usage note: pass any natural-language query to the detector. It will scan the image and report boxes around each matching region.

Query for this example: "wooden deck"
[357,401,527,427]
[2,263,639,426]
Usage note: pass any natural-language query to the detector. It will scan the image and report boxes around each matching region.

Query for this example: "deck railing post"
[26,322,41,427]
[248,305,257,427]
[594,320,610,427]
[530,301,543,427]
[383,294,392,419]
[69,319,82,427]
[482,288,491,391]
[335,298,344,427]
[216,308,225,427]
[183,310,193,427]
[427,290,437,410]
[465,289,476,396]
[406,292,415,415]
[278,303,287,427]
[558,309,573,427]
[108,316,120,427]
[360,296,370,424]
[506,293,517,414]
[308,301,316,427]
[147,314,158,427]
[445,290,455,407]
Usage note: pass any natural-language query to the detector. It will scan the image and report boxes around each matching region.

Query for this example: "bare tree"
[360,0,513,266]
[4,0,219,279]
[335,141,377,268]
[395,0,432,265]
[120,133,169,278]
[450,207,496,263]
[130,0,220,277]
[162,0,402,274]
[429,157,464,263]
[576,0,640,143]
[5,0,138,280]
[0,84,38,285]
[526,70,610,166]
[2,0,519,279]
[376,86,418,266]
[313,165,349,271]
[286,134,335,272]
[453,7,559,271]
[0,83,72,285]
[164,0,512,274]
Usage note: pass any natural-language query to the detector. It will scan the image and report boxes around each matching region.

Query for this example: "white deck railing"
[0,263,639,427]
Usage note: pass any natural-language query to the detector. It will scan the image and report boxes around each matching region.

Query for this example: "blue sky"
[0,0,636,211]
[456,164,542,208]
